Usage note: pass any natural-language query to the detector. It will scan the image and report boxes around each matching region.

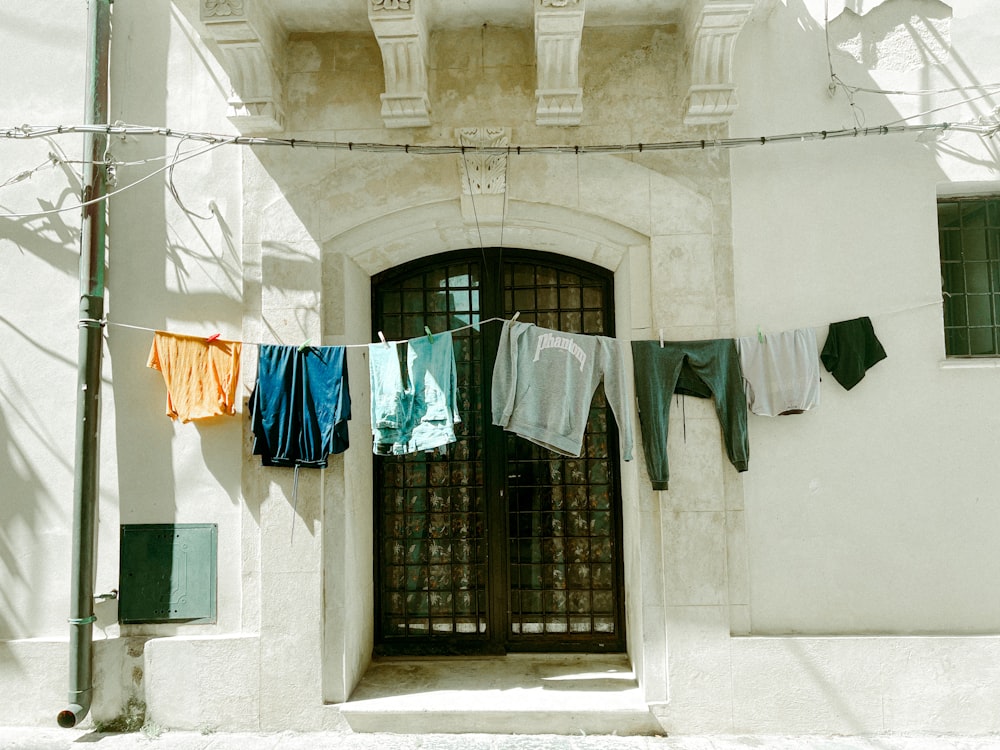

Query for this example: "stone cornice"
[200,0,286,133]
[683,0,756,126]
[368,0,431,128]
[534,0,586,126]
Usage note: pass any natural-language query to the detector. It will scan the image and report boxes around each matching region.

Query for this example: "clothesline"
[106,316,511,348]
[751,297,942,339]
[105,297,942,349]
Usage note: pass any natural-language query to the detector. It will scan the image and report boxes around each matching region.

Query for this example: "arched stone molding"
[307,152,713,254]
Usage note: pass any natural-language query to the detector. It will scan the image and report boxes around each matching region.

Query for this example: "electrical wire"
[822,1,1000,120]
[0,137,233,220]
[1,117,996,221]
[5,120,994,156]
[880,90,1000,128]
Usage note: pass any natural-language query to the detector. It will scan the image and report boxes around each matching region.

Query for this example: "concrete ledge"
[339,707,661,735]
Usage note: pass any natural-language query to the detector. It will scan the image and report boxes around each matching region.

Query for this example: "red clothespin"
[206,333,221,343]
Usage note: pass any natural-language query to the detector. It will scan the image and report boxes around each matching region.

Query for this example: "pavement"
[3,729,1000,750]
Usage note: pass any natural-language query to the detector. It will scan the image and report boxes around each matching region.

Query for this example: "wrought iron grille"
[373,250,624,653]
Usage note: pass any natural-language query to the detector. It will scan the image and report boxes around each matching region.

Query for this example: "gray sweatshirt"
[491,320,633,461]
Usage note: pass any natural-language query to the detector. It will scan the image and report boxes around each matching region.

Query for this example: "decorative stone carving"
[534,0,586,126]
[456,128,510,196]
[456,127,510,228]
[683,0,756,125]
[203,0,245,17]
[368,0,431,128]
[199,0,285,133]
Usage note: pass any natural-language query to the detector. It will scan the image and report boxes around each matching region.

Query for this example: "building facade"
[2,0,1000,736]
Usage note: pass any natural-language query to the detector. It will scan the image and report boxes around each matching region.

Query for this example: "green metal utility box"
[118,523,217,624]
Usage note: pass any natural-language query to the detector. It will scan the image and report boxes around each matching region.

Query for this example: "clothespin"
[659,329,664,348]
[757,325,764,343]
[378,331,390,348]
[205,333,221,343]
[424,326,434,343]
[511,311,521,322]
[298,338,312,352]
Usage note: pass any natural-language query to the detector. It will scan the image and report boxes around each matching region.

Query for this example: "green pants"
[631,339,749,490]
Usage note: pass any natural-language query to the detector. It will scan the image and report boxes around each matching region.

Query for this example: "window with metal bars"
[939,196,1000,356]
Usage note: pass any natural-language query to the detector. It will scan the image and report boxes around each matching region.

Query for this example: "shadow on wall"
[0,399,54,641]
[829,0,953,73]
[0,138,83,279]
[108,0,246,519]
[0,142,91,643]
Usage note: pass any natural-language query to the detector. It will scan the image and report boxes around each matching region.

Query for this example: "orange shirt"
[147,331,242,422]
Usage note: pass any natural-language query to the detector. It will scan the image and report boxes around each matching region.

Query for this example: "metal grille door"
[373,250,624,654]
[503,261,621,646]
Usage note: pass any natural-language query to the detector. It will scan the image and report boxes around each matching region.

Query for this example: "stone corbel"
[683,0,756,126]
[368,0,431,128]
[200,0,286,133]
[534,0,586,126]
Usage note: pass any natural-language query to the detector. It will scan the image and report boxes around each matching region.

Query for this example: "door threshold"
[338,653,661,735]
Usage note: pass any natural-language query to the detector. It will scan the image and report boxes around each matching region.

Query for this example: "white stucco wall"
[1,0,246,728]
[732,0,1000,635]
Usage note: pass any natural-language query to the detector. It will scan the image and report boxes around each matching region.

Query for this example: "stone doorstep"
[337,654,663,736]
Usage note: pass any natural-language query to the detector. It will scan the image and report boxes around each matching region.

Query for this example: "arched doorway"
[371,249,625,655]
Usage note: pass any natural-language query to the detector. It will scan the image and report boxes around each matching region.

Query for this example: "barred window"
[938,196,1000,356]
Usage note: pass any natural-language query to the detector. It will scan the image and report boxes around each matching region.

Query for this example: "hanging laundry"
[631,339,748,491]
[820,316,887,391]
[249,345,351,468]
[736,328,821,416]
[491,320,633,461]
[368,331,461,455]
[147,331,242,423]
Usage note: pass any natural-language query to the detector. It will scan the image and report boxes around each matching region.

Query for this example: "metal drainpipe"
[58,0,112,730]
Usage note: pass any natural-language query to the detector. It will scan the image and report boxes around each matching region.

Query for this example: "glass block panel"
[989,200,1000,226]
[962,201,988,228]
[942,262,965,293]
[938,200,960,228]
[965,262,991,294]
[963,229,989,260]
[967,295,992,327]
[945,295,968,328]
[946,327,970,356]
[969,327,996,356]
